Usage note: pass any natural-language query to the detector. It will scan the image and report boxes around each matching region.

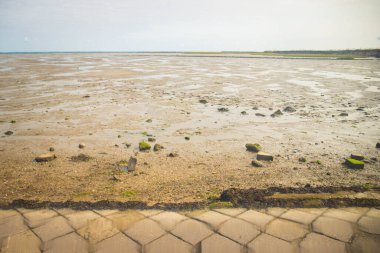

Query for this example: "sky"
[0,0,379,52]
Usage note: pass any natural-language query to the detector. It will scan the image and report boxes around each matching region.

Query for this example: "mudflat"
[0,53,379,205]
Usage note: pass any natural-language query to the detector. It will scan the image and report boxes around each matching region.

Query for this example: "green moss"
[10,120,16,124]
[208,201,234,209]
[245,143,262,152]
[362,183,376,190]
[117,160,129,166]
[139,141,151,151]
[346,158,364,165]
[121,190,137,198]
[316,160,322,165]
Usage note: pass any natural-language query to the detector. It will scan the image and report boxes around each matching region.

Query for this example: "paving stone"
[106,210,145,231]
[24,209,58,228]
[93,209,120,217]
[215,208,247,217]
[266,218,308,241]
[15,208,35,215]
[77,217,119,243]
[0,214,28,240]
[312,216,353,242]
[194,211,230,230]
[0,210,21,221]
[124,218,166,245]
[138,209,163,217]
[44,232,88,253]
[266,208,287,217]
[1,230,41,253]
[294,208,326,216]
[323,209,362,223]
[248,233,294,253]
[150,211,188,231]
[238,210,274,231]
[218,218,260,245]
[145,233,193,253]
[33,216,74,242]
[339,207,369,215]
[358,216,380,234]
[300,233,346,253]
[350,234,380,253]
[366,208,380,218]
[94,233,140,253]
[201,233,243,253]
[65,210,101,230]
[54,208,76,216]
[281,209,317,225]
[171,219,213,245]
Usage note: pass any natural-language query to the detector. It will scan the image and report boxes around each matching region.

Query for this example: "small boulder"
[245,143,262,152]
[345,158,364,169]
[350,154,364,161]
[78,143,85,149]
[270,109,283,117]
[283,106,296,112]
[35,153,56,162]
[139,141,151,151]
[127,157,137,172]
[257,152,274,161]
[153,143,163,151]
[251,159,263,167]
[4,131,13,136]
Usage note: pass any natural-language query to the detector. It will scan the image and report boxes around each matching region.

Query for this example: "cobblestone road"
[1,207,379,253]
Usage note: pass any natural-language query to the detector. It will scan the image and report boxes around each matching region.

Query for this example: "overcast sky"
[0,0,379,52]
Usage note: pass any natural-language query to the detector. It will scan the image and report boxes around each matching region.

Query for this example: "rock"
[299,157,307,163]
[376,143,380,149]
[139,141,151,151]
[146,119,152,123]
[241,111,248,115]
[252,106,258,110]
[49,147,55,152]
[245,143,262,152]
[127,157,137,172]
[255,113,265,117]
[168,152,178,157]
[35,153,56,162]
[257,152,274,161]
[153,143,163,151]
[218,107,229,112]
[70,154,92,162]
[124,143,131,148]
[4,131,13,136]
[185,136,190,140]
[147,137,156,142]
[251,159,263,167]
[339,112,348,116]
[199,99,208,104]
[270,109,283,117]
[83,95,90,98]
[345,158,364,169]
[78,143,85,149]
[283,106,296,112]
[350,154,364,161]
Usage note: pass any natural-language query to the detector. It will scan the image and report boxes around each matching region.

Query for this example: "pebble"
[35,153,56,162]
[153,143,163,151]
[251,159,263,167]
[257,152,274,161]
[78,143,85,149]
[270,109,283,117]
[4,131,13,136]
[49,147,55,152]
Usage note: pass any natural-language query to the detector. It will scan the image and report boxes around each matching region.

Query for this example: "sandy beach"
[0,53,379,205]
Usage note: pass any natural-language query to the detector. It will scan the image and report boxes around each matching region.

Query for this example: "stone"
[171,219,213,245]
[201,234,243,253]
[107,210,145,231]
[281,209,317,225]
[167,152,178,157]
[153,143,163,151]
[194,211,230,230]
[238,210,275,231]
[266,208,288,217]
[145,234,193,253]
[283,106,296,112]
[147,137,156,142]
[299,157,307,162]
[94,233,140,253]
[218,107,229,112]
[138,209,163,217]
[150,211,187,231]
[4,131,13,136]
[257,152,274,161]
[300,233,346,253]
[125,143,132,148]
[0,214,28,240]
[251,159,263,167]
[78,143,85,149]
[124,219,166,245]
[218,218,260,244]
[65,210,100,230]
[49,147,54,151]
[339,112,348,116]
[33,216,74,242]
[312,216,354,242]
[127,156,137,172]
[248,233,294,253]
[366,208,380,218]
[350,154,364,160]
[376,142,380,149]
[358,216,380,234]
[214,208,246,217]
[245,143,262,152]
[266,219,308,241]
[241,111,248,115]
[199,99,208,104]
[1,230,41,253]
[35,153,56,162]
[77,217,119,243]
[255,113,266,117]
[24,209,58,228]
[345,158,364,169]
[44,232,88,253]
[139,141,151,151]
[350,234,380,253]
[70,153,92,162]
[270,109,283,117]
[323,209,362,223]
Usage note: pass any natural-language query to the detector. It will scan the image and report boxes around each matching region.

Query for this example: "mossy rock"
[345,158,364,169]
[350,154,364,161]
[251,159,263,167]
[245,143,262,152]
[153,143,163,151]
[139,141,151,151]
[148,137,156,142]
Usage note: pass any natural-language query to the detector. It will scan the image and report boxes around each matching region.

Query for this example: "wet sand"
[0,53,379,204]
